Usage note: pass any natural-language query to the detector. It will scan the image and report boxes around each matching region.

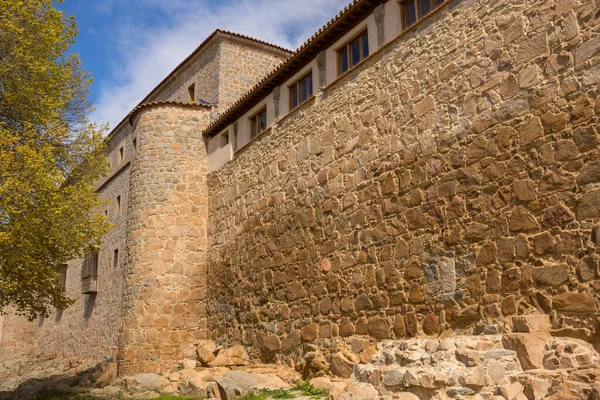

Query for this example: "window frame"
[337,29,370,76]
[289,71,314,111]
[81,251,99,294]
[249,107,267,140]
[400,0,446,31]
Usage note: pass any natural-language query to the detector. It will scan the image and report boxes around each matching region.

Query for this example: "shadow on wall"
[84,293,96,320]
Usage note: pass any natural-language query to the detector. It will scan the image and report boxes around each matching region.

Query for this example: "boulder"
[124,373,170,392]
[178,367,229,397]
[309,376,348,394]
[337,382,380,400]
[301,352,329,379]
[330,350,359,379]
[394,393,420,400]
[209,345,249,367]
[524,377,551,400]
[214,370,288,400]
[196,340,217,366]
[502,332,550,370]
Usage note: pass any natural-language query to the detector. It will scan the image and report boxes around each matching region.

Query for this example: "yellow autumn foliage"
[0,0,109,319]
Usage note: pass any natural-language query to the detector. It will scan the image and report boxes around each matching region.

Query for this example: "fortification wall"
[118,105,211,375]
[206,0,600,366]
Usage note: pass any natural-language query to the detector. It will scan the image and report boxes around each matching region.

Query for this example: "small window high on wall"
[188,83,195,102]
[338,30,369,75]
[289,72,313,110]
[81,252,98,294]
[401,0,445,30]
[249,108,267,139]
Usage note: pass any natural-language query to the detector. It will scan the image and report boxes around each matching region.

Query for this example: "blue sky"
[57,0,350,129]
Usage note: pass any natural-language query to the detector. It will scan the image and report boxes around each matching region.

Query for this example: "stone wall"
[152,35,288,113]
[0,124,134,365]
[158,41,222,106]
[206,0,600,367]
[218,39,289,112]
[118,105,211,375]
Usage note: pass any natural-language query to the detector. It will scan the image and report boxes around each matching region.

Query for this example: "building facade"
[1,0,599,379]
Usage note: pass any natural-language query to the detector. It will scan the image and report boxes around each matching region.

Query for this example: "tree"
[0,0,109,319]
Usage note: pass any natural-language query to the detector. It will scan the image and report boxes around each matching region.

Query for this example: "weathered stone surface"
[512,315,550,333]
[509,206,540,232]
[502,332,550,370]
[196,340,217,366]
[209,345,249,367]
[516,32,549,64]
[330,350,359,379]
[367,316,390,340]
[125,374,170,392]
[532,264,568,286]
[178,367,229,397]
[422,313,440,336]
[577,189,600,220]
[512,179,537,202]
[577,160,600,186]
[215,371,288,399]
[301,324,319,342]
[553,293,598,314]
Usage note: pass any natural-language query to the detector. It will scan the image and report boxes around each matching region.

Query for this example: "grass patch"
[154,394,206,400]
[292,382,329,397]
[235,382,329,400]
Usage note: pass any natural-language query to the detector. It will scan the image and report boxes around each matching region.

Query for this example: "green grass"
[32,382,328,400]
[234,382,329,400]
[154,394,206,400]
[292,382,329,397]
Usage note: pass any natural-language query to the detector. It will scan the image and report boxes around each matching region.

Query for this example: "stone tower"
[119,103,212,375]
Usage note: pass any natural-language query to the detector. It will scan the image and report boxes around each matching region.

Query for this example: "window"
[133,138,137,152]
[338,30,369,75]
[249,108,267,139]
[188,83,195,102]
[116,196,121,214]
[113,249,119,269]
[289,72,313,110]
[81,252,98,294]
[401,0,445,30]
[118,147,124,164]
[220,131,229,148]
[59,268,67,289]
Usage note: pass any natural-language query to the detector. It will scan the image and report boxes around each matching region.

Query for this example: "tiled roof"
[128,101,211,126]
[202,0,384,137]
[107,29,293,139]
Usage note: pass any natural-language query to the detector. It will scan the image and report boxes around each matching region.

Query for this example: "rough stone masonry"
[207,0,600,368]
[0,0,600,397]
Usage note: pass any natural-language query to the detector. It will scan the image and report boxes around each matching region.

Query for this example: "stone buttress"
[119,103,211,375]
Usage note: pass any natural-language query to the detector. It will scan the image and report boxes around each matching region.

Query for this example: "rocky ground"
[1,315,599,400]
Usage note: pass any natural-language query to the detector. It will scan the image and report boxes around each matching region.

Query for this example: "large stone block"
[502,332,550,370]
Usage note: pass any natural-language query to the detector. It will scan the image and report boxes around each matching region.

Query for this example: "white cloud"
[90,0,350,130]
